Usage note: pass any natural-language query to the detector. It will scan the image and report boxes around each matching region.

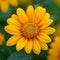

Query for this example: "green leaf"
[7,51,32,60]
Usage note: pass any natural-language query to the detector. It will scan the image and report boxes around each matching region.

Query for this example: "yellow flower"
[55,0,60,5]
[55,24,60,36]
[47,36,60,60]
[19,0,32,4]
[0,33,4,45]
[4,6,55,55]
[0,0,19,12]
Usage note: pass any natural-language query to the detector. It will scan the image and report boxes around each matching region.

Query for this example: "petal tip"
[16,46,20,51]
[4,26,7,31]
[6,42,9,46]
[28,5,33,8]
[53,28,56,33]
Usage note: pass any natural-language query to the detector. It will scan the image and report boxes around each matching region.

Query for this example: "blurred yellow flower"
[19,0,32,4]
[47,36,60,60]
[4,5,55,55]
[55,0,60,5]
[47,25,60,60]
[55,24,60,36]
[0,0,19,12]
[0,33,4,45]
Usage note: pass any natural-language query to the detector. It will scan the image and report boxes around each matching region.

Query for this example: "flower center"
[25,26,35,34]
[23,25,35,39]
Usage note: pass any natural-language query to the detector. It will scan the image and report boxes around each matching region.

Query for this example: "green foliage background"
[0,0,60,60]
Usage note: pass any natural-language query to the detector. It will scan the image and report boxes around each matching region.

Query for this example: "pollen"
[23,25,35,38]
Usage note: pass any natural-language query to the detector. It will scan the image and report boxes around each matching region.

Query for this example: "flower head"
[4,6,55,55]
[0,0,19,12]
[0,33,4,45]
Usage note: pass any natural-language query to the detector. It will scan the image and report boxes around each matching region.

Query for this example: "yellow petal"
[40,19,53,30]
[54,36,60,42]
[1,0,9,12]
[11,14,18,20]
[8,0,18,6]
[4,25,20,35]
[39,42,48,50]
[47,56,57,60]
[50,42,56,48]
[6,36,21,46]
[16,8,28,24]
[16,37,27,51]
[0,41,3,45]
[26,5,34,22]
[33,39,41,55]
[39,13,50,26]
[48,49,58,56]
[37,33,51,43]
[35,6,46,23]
[41,27,55,35]
[0,33,4,42]
[24,40,32,54]
[7,18,21,27]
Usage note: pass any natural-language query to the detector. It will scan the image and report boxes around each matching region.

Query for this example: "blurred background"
[0,0,60,60]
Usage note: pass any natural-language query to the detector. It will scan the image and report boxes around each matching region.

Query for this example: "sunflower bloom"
[0,33,4,45]
[4,6,55,55]
[0,0,19,12]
